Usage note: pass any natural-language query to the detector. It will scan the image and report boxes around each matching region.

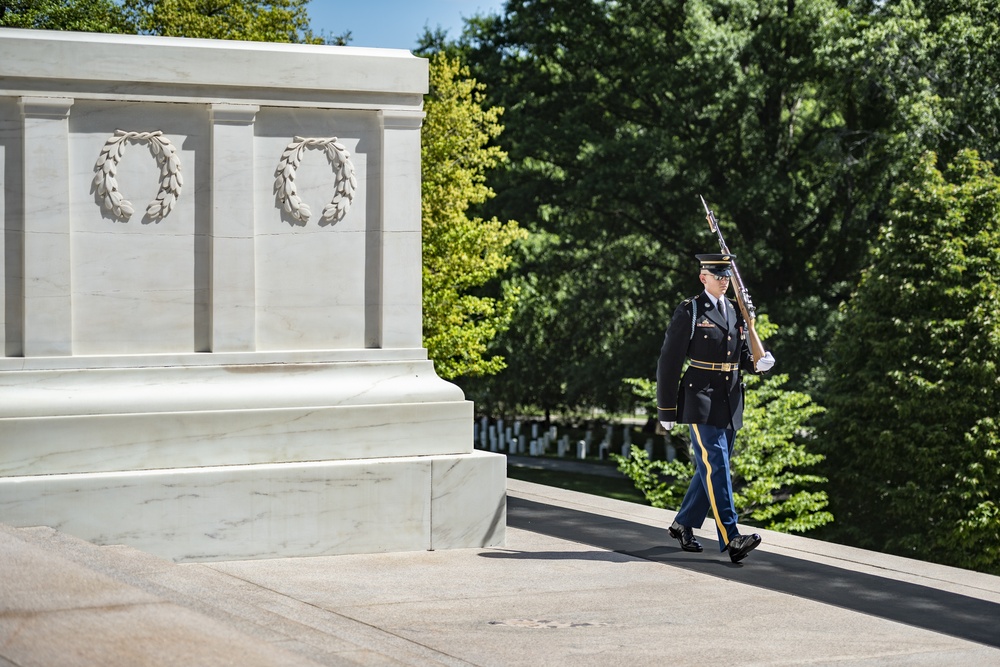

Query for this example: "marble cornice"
[0,27,428,97]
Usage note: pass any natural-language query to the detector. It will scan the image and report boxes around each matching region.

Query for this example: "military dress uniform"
[656,253,769,563]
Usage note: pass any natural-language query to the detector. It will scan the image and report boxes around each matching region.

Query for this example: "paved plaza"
[3,478,999,666]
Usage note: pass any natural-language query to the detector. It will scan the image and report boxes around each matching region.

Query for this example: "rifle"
[699,195,766,365]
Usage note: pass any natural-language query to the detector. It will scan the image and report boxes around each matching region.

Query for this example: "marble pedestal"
[0,29,505,560]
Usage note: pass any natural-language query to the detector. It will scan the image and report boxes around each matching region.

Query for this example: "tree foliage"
[421,53,528,379]
[122,0,320,42]
[818,149,1000,573]
[452,0,1000,414]
[1,0,338,42]
[456,0,907,408]
[466,230,670,414]
[737,372,830,532]
[0,0,134,32]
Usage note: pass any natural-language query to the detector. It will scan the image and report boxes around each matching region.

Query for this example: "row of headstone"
[474,418,678,462]
[477,417,564,456]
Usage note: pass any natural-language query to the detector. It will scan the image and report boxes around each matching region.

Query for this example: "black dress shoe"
[727,533,762,563]
[668,520,703,552]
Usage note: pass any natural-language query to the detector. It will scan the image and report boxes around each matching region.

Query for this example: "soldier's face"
[700,272,730,299]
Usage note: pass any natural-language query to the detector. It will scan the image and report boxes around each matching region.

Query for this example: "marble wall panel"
[253,108,376,351]
[68,101,210,355]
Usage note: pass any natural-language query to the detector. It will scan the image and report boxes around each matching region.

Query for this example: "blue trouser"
[674,424,739,551]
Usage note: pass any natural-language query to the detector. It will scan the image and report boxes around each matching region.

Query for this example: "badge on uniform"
[696,318,715,328]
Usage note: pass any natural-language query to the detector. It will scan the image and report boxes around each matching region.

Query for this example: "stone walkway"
[2,478,999,666]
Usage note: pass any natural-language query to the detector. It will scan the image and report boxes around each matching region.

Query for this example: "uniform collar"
[702,291,724,310]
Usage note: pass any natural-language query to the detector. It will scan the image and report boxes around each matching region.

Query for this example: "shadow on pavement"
[505,496,1000,649]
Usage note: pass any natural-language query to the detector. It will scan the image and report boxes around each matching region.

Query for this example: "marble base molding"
[0,358,475,477]
[0,451,506,562]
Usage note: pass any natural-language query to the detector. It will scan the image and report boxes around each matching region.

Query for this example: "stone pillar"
[209,104,259,352]
[19,97,73,357]
[378,109,424,349]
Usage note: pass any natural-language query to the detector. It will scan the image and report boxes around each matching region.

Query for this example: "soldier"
[657,253,775,563]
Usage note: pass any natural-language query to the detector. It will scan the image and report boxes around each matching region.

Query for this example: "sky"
[305,0,506,51]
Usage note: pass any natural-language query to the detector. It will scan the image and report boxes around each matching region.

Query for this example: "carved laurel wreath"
[93,130,183,221]
[274,136,357,224]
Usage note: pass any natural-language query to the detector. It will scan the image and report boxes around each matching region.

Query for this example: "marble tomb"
[0,28,505,561]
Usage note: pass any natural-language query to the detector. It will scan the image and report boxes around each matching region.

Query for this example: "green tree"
[466,230,671,415]
[421,53,528,380]
[449,0,1000,417]
[818,150,1000,573]
[456,0,935,412]
[0,0,134,32]
[122,0,321,42]
[913,0,1000,161]
[614,318,832,533]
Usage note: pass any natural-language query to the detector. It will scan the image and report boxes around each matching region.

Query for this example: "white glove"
[755,351,775,373]
[660,421,676,431]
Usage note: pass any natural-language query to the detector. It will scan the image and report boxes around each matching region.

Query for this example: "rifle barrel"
[697,194,767,364]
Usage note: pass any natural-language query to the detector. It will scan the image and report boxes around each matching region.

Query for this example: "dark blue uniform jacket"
[656,293,757,430]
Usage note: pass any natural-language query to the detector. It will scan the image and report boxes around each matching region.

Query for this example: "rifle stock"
[698,195,766,365]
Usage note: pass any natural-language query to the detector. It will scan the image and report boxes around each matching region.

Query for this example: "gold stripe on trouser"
[691,424,730,547]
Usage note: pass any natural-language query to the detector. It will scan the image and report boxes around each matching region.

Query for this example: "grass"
[506,465,649,505]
